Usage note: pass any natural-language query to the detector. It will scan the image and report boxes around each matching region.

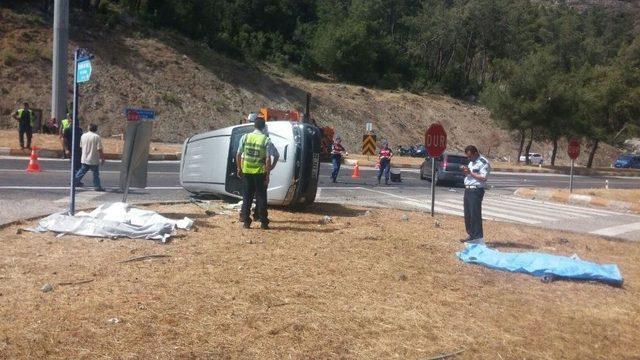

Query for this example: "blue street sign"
[125,108,156,121]
[76,60,92,83]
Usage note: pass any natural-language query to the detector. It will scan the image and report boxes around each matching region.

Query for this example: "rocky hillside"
[0,6,622,166]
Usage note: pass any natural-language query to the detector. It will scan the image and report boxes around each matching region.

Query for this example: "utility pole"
[51,0,69,123]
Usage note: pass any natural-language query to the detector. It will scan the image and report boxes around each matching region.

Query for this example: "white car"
[519,153,544,165]
[180,121,321,207]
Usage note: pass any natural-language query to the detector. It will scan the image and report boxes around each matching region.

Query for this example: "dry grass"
[557,188,640,204]
[0,202,639,359]
[0,130,181,155]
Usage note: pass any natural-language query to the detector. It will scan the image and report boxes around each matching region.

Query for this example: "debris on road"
[401,214,409,221]
[118,254,171,264]
[40,283,53,293]
[58,279,94,286]
[394,272,408,281]
[434,220,442,228]
[106,318,120,325]
[320,215,333,225]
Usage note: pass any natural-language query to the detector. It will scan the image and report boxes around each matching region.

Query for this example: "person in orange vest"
[330,136,348,183]
[377,140,393,185]
[12,102,34,149]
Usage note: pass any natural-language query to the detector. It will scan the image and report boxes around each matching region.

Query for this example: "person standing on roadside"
[377,140,393,185]
[460,145,490,245]
[12,102,34,149]
[63,116,83,175]
[236,117,274,230]
[74,124,105,191]
[330,136,347,183]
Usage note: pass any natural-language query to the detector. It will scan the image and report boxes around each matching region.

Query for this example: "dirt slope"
[0,6,621,166]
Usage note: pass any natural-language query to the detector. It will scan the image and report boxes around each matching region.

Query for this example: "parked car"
[420,153,469,186]
[613,154,640,168]
[519,152,544,165]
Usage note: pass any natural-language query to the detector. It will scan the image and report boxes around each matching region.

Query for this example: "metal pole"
[122,123,139,203]
[51,0,69,123]
[69,49,79,215]
[430,157,436,217]
[569,159,574,193]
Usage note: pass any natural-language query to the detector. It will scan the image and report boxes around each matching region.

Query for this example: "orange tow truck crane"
[245,94,335,161]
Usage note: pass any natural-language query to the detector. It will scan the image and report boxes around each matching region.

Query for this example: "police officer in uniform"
[236,117,274,230]
[460,145,490,244]
[12,102,34,149]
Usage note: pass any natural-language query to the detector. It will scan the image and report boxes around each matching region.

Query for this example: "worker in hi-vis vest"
[12,102,34,149]
[59,113,71,158]
[236,116,275,230]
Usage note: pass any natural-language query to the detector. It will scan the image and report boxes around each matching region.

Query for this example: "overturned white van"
[180,121,321,207]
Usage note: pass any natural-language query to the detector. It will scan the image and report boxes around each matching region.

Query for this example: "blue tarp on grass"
[457,244,623,286]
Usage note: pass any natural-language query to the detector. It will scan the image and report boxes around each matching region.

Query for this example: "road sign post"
[121,108,156,203]
[568,139,580,193]
[425,123,447,217]
[69,48,93,215]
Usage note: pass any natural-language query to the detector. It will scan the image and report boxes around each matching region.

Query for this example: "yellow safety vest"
[16,109,34,126]
[241,133,269,174]
[61,118,70,131]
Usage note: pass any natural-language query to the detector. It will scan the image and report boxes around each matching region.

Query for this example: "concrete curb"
[1,147,181,161]
[514,188,640,213]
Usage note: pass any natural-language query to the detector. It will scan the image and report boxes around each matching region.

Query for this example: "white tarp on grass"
[28,202,193,242]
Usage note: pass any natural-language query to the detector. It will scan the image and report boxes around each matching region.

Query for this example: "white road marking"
[484,197,592,219]
[361,187,541,224]
[502,195,624,216]
[590,222,640,236]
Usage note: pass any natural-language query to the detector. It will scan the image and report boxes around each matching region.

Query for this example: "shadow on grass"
[486,241,537,250]
[287,203,368,217]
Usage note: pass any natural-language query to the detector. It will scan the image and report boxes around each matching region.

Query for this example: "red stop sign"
[425,123,447,157]
[568,138,580,160]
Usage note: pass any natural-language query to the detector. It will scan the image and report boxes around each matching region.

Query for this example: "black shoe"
[260,223,269,230]
[94,187,105,192]
[74,182,84,187]
[243,222,251,229]
[459,237,473,243]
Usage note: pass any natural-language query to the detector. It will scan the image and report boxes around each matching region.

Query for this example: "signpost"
[425,123,447,217]
[568,139,580,193]
[69,48,93,216]
[121,108,156,202]
[362,134,377,156]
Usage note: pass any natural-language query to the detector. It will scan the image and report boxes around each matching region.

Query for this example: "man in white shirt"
[74,123,105,191]
[460,145,490,244]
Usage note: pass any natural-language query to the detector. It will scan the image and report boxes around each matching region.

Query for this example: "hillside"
[0,6,621,166]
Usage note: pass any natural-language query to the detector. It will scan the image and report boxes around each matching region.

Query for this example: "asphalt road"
[1,156,640,240]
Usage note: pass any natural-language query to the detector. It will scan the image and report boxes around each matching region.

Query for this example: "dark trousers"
[74,164,102,189]
[377,158,391,183]
[19,125,32,149]
[331,154,342,182]
[464,188,485,240]
[241,173,268,225]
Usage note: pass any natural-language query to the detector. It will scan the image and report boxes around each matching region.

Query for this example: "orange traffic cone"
[26,146,41,173]
[351,161,361,178]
